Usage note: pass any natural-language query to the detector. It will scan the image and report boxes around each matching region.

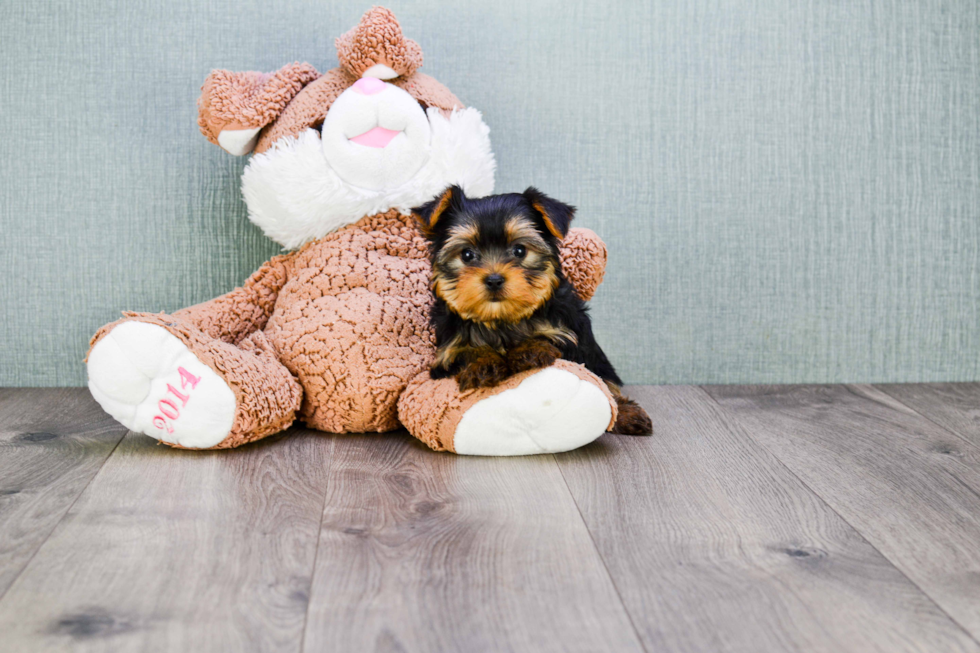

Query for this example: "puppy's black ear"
[523,187,575,240]
[413,185,464,237]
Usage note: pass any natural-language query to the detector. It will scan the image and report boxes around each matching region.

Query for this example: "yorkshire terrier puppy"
[413,185,652,435]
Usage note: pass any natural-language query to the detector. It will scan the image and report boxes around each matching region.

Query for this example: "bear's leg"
[86,313,302,449]
[397,360,617,456]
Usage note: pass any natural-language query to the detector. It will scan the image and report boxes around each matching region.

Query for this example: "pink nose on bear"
[352,77,386,95]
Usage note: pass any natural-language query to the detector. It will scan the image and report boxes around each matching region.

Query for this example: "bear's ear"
[197,62,320,156]
[413,186,464,237]
[523,187,576,240]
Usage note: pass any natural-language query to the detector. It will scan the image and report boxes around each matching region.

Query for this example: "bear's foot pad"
[452,367,612,456]
[87,322,235,449]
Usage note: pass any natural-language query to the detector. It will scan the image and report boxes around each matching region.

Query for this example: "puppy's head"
[413,186,575,323]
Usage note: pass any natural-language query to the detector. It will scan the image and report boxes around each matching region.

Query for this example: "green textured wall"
[1,0,978,386]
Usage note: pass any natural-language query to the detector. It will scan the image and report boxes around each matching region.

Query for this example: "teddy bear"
[85,7,618,456]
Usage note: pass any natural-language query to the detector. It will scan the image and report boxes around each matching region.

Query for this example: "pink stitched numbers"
[152,366,202,434]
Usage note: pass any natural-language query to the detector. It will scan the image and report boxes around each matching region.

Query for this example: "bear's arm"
[173,253,295,345]
[559,228,608,301]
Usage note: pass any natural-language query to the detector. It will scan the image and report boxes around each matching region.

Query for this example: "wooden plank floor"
[0,385,978,652]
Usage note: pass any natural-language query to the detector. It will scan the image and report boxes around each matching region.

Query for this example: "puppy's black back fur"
[537,280,624,386]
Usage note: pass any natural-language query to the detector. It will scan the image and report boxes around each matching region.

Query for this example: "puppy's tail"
[606,383,653,435]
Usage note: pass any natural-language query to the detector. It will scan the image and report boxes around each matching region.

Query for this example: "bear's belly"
[264,212,435,433]
[268,288,434,432]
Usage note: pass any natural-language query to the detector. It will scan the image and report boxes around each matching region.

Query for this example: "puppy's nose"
[352,77,386,95]
[484,273,505,292]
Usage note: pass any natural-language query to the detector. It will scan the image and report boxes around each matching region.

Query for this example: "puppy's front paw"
[507,339,561,374]
[457,353,510,391]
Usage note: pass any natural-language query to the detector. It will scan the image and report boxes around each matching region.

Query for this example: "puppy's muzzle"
[484,273,505,297]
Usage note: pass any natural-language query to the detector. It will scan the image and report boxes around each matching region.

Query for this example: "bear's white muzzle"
[319,80,431,191]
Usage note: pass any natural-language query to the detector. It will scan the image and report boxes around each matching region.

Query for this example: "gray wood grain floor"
[0,384,978,653]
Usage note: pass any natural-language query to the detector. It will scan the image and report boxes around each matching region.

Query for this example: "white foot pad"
[87,322,236,449]
[453,368,612,456]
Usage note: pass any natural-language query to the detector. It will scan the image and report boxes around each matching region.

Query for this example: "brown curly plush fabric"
[197,63,320,145]
[264,210,434,433]
[254,67,357,154]
[335,6,423,78]
[559,228,607,301]
[392,72,463,114]
[175,253,294,345]
[397,359,617,453]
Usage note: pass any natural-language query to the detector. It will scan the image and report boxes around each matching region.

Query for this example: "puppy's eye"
[460,248,477,263]
[512,244,527,259]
